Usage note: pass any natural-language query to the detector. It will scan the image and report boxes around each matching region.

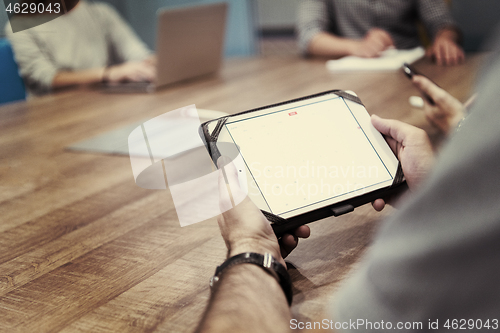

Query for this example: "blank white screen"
[225,96,394,216]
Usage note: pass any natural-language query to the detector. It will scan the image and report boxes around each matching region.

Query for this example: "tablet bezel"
[200,90,406,235]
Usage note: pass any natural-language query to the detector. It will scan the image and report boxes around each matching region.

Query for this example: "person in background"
[195,27,500,333]
[5,0,155,95]
[297,0,465,66]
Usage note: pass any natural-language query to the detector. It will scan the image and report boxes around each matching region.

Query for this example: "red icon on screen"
[289,112,297,116]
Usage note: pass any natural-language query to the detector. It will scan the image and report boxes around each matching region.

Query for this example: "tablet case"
[199,90,407,237]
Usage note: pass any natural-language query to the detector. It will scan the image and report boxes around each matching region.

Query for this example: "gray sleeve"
[416,0,458,41]
[331,35,500,330]
[6,27,58,95]
[297,0,329,55]
[94,3,151,63]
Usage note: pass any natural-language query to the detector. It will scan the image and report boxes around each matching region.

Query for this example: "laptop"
[102,2,228,93]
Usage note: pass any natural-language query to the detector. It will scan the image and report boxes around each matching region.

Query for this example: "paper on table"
[326,47,425,72]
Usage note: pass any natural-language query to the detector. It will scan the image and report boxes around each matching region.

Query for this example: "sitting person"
[5,0,155,95]
[297,0,465,66]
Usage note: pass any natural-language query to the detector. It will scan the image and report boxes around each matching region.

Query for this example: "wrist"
[346,39,362,56]
[211,252,293,305]
[436,27,460,44]
[228,239,281,262]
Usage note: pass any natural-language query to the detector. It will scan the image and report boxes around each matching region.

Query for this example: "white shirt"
[6,1,150,94]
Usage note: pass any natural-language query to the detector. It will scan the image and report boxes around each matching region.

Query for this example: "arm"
[51,68,105,88]
[296,0,355,58]
[197,259,291,333]
[6,28,59,94]
[308,29,394,58]
[297,0,393,58]
[51,60,156,89]
[196,159,310,333]
[198,123,435,330]
[296,0,330,55]
[306,32,360,58]
[97,3,151,63]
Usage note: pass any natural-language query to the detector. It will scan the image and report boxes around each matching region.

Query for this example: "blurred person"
[5,0,155,95]
[297,0,465,66]
[195,27,500,333]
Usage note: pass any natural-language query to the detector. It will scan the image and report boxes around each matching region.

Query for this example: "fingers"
[371,114,416,148]
[371,114,397,152]
[112,62,157,82]
[372,198,386,212]
[430,37,465,66]
[411,75,448,107]
[372,191,408,211]
[433,44,444,66]
[128,63,156,82]
[294,225,311,239]
[354,29,394,58]
[367,28,394,48]
[378,30,395,48]
[136,64,156,82]
[279,225,311,258]
[412,75,463,113]
[443,44,464,66]
[411,75,465,134]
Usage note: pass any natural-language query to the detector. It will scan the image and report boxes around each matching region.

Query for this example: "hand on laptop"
[106,59,156,83]
[370,115,434,211]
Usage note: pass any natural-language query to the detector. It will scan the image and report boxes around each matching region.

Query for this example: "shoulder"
[4,22,13,37]
[82,1,120,16]
[78,1,124,27]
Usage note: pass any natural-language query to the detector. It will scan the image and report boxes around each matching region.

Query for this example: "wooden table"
[0,55,482,332]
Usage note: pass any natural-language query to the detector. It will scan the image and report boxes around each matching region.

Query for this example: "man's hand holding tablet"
[371,115,434,211]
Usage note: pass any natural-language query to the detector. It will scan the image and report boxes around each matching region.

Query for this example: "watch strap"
[210,252,293,305]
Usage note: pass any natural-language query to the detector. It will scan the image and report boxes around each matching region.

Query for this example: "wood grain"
[0,54,483,332]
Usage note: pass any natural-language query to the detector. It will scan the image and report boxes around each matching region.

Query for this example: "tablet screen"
[219,92,399,219]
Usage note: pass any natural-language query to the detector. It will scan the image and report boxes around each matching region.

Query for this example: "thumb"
[371,115,416,155]
[371,114,408,143]
[411,75,445,104]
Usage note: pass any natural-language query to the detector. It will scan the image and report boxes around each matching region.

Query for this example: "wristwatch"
[210,252,293,305]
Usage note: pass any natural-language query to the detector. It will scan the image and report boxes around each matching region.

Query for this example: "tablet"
[200,90,406,235]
